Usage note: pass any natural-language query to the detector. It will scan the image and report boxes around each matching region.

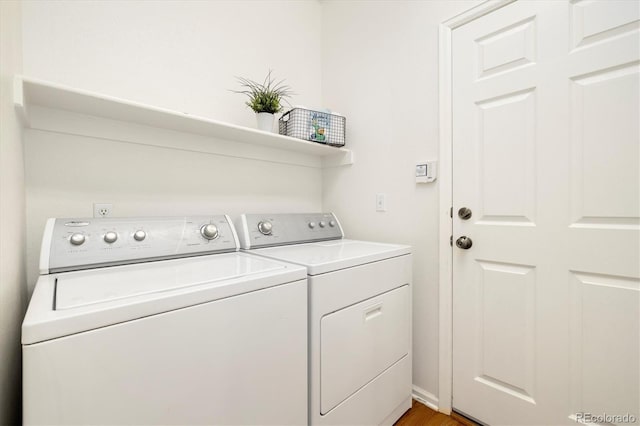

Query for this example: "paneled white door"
[452,1,639,425]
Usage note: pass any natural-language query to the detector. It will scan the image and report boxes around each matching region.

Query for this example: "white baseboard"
[412,385,439,411]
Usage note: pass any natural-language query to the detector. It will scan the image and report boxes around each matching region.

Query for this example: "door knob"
[458,207,472,220]
[456,236,473,249]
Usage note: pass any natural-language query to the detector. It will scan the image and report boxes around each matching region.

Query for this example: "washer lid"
[250,239,411,275]
[22,252,306,344]
[55,252,282,310]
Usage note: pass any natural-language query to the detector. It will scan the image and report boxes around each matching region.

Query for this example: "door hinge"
[450,207,453,218]
[450,235,453,246]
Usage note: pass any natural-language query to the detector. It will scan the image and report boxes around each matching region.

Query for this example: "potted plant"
[233,70,293,132]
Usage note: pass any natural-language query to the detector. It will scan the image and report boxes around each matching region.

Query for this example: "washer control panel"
[43,215,238,273]
[238,213,343,249]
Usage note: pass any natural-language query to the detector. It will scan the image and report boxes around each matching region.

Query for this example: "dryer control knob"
[200,224,219,240]
[70,233,85,246]
[319,221,326,228]
[308,222,316,229]
[133,230,146,241]
[329,220,336,227]
[104,231,118,244]
[257,221,273,235]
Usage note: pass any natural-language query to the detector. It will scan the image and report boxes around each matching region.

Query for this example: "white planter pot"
[256,112,274,132]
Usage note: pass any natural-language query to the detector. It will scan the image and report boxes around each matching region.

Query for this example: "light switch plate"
[376,193,387,212]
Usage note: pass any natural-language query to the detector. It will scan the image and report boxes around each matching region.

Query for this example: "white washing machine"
[238,213,412,426]
[22,215,308,426]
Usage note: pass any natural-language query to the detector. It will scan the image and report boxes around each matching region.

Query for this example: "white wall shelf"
[14,76,353,168]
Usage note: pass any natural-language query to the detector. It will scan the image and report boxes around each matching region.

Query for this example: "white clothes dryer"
[238,213,412,426]
[22,215,308,426]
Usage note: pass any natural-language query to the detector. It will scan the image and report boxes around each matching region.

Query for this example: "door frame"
[437,0,516,415]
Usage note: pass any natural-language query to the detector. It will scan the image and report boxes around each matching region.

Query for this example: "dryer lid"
[250,239,411,275]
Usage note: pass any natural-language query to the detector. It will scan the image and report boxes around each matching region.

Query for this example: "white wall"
[22,0,323,128]
[20,0,325,289]
[0,1,27,424]
[321,0,476,404]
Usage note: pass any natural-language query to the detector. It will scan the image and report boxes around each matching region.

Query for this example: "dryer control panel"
[238,213,344,249]
[42,215,239,274]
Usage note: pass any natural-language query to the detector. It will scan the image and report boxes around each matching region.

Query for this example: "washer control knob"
[133,230,146,241]
[257,221,273,235]
[70,233,85,246]
[200,224,219,240]
[319,221,326,228]
[308,222,316,229]
[104,231,118,244]
[329,220,336,227]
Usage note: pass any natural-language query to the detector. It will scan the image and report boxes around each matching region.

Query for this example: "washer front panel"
[23,279,308,425]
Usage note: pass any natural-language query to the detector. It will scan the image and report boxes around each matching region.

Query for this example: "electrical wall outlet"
[376,193,387,212]
[93,203,113,218]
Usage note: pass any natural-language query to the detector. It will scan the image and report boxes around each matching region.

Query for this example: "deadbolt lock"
[458,207,472,220]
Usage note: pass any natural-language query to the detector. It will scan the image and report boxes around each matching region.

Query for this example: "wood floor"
[394,400,476,426]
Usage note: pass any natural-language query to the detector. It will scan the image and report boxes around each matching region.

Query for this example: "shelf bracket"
[13,75,29,126]
[322,150,354,168]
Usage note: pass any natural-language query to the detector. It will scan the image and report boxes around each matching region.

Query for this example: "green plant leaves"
[232,70,293,114]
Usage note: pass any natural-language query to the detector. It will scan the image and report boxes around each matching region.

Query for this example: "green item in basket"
[309,111,330,143]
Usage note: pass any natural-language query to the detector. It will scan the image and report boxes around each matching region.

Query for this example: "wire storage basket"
[279,108,346,147]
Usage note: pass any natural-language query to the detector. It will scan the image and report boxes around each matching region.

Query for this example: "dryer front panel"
[320,285,410,414]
